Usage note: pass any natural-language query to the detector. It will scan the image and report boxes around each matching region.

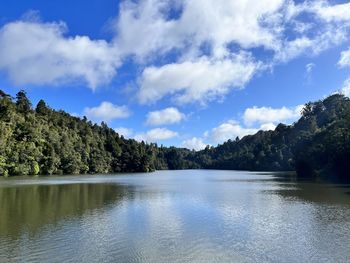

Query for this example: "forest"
[1,90,349,182]
[195,94,350,182]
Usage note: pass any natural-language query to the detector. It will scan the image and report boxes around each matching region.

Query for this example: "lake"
[0,170,349,263]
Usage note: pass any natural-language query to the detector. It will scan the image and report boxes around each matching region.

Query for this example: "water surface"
[0,170,349,263]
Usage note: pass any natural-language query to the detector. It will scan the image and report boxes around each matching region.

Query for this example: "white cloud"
[70,112,80,117]
[146,107,185,126]
[115,0,284,60]
[0,21,119,88]
[243,105,303,126]
[311,1,350,22]
[198,103,304,145]
[207,120,278,145]
[138,54,259,104]
[340,78,350,97]
[306,63,315,74]
[260,122,277,131]
[1,0,350,107]
[114,127,133,138]
[275,26,347,62]
[285,1,350,23]
[119,0,350,104]
[84,102,130,122]
[182,137,207,151]
[338,48,350,67]
[114,0,179,61]
[134,128,178,142]
[209,120,258,144]
[305,62,315,84]
[115,0,350,63]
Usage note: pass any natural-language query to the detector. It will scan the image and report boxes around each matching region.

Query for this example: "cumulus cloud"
[260,123,277,131]
[118,0,350,104]
[114,0,350,63]
[84,102,130,122]
[134,128,178,142]
[114,127,133,138]
[209,120,258,144]
[195,103,303,145]
[116,0,284,104]
[340,78,350,97]
[243,105,303,126]
[182,137,207,151]
[207,120,278,144]
[115,0,284,60]
[338,48,350,67]
[0,21,119,88]
[311,1,350,22]
[114,0,179,61]
[138,54,259,104]
[146,107,185,126]
[1,0,350,106]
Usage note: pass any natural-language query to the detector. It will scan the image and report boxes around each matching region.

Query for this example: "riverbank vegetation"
[1,90,349,182]
[195,94,350,182]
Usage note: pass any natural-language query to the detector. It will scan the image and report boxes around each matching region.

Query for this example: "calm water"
[0,170,350,263]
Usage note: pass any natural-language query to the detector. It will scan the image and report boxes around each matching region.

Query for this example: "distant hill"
[1,90,349,182]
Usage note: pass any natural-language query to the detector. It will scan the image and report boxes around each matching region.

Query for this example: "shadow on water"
[0,183,134,238]
[265,179,350,205]
[209,171,299,183]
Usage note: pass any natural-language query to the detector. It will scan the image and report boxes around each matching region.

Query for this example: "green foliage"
[194,94,350,182]
[16,90,32,113]
[0,89,197,176]
[293,94,350,182]
[1,89,349,182]
[32,161,40,175]
[35,99,49,115]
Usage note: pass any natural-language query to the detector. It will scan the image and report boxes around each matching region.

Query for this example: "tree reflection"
[0,183,133,238]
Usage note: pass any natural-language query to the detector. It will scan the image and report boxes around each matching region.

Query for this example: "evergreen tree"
[0,89,349,182]
[16,90,32,113]
[36,99,49,115]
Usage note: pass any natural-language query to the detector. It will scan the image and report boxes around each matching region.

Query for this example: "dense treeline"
[1,90,350,182]
[0,90,197,177]
[194,94,350,182]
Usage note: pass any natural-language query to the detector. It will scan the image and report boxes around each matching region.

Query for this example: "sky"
[0,0,350,150]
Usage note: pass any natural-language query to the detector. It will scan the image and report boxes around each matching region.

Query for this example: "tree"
[1,90,350,182]
[36,99,49,115]
[16,90,32,113]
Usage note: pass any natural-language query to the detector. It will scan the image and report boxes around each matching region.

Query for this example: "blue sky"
[1,0,350,150]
